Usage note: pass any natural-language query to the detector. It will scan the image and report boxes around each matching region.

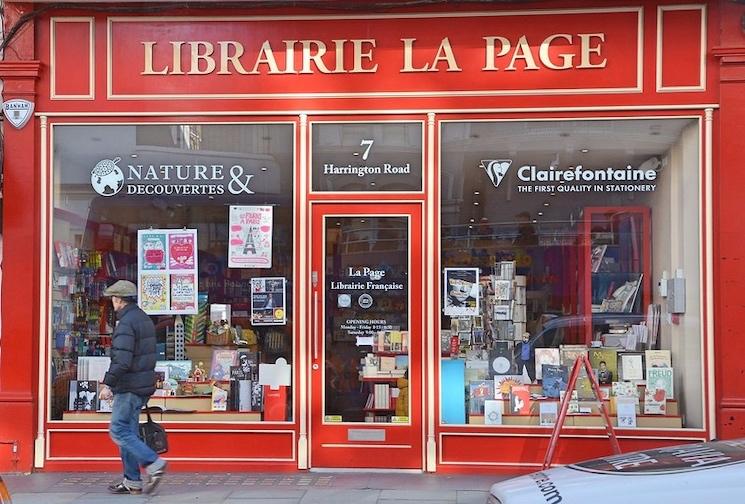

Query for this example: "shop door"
[310,203,423,469]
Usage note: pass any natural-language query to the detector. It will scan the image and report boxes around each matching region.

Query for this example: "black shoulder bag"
[139,404,169,454]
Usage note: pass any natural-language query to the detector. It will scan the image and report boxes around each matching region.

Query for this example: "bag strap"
[143,400,154,423]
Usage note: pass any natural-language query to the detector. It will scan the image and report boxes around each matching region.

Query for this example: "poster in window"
[140,273,168,313]
[250,277,287,325]
[228,205,273,268]
[443,268,480,317]
[138,229,198,315]
[171,274,196,311]
[169,233,195,269]
[140,233,167,270]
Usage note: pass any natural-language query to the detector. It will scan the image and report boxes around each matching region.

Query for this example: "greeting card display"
[169,233,196,269]
[140,233,167,270]
[138,229,198,315]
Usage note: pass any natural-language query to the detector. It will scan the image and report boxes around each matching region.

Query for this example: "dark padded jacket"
[103,303,157,397]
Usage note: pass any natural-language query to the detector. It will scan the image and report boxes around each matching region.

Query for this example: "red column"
[714,0,745,439]
[0,2,40,472]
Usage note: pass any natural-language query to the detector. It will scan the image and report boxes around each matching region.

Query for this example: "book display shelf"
[359,332,409,423]
[581,207,652,344]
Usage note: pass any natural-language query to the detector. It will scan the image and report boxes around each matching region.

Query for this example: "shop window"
[311,122,423,192]
[439,118,702,430]
[50,123,294,422]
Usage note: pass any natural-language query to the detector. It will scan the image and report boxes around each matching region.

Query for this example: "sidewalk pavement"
[1,471,512,504]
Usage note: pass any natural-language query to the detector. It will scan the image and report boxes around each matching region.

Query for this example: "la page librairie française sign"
[108,8,641,98]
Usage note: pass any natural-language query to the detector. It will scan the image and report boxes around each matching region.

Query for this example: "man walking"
[99,280,167,495]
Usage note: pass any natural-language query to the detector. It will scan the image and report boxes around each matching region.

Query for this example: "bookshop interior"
[48,116,705,432]
[51,123,295,422]
[438,117,703,430]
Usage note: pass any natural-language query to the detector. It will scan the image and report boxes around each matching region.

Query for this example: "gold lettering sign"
[141,33,607,75]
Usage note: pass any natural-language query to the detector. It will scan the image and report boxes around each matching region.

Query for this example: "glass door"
[310,203,423,469]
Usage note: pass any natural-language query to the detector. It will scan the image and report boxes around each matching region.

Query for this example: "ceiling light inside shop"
[538,211,544,216]
[470,218,475,223]
[474,191,480,195]
[473,202,479,206]
[532,219,537,223]
[543,202,550,207]
[261,167,268,171]
[360,219,366,223]
[580,148,589,153]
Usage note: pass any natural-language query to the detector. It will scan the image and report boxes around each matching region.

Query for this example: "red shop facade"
[1,0,745,474]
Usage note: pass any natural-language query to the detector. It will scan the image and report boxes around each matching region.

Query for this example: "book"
[534,348,560,380]
[483,400,504,425]
[493,303,512,321]
[575,374,595,401]
[493,280,512,301]
[559,345,588,370]
[153,365,170,396]
[644,387,667,415]
[541,364,568,398]
[616,396,638,427]
[591,245,608,273]
[229,366,252,412]
[69,380,98,411]
[469,380,494,415]
[251,381,264,412]
[619,353,644,380]
[509,385,531,415]
[211,382,229,411]
[646,367,674,399]
[210,349,238,380]
[612,381,639,398]
[493,375,525,399]
[488,347,515,377]
[236,350,260,381]
[379,356,396,372]
[97,383,113,412]
[645,349,672,369]
[589,348,618,386]
[155,360,192,381]
[539,401,559,426]
[464,360,489,383]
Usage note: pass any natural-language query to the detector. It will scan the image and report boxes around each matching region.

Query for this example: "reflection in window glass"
[324,217,410,423]
[440,119,701,429]
[50,123,294,422]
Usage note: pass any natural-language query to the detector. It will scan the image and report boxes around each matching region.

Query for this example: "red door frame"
[309,202,423,469]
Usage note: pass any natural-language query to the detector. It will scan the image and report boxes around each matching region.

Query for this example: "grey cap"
[103,280,137,298]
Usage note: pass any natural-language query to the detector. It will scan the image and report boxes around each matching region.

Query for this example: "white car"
[487,438,745,503]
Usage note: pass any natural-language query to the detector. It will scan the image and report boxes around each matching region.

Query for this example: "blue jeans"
[109,392,158,485]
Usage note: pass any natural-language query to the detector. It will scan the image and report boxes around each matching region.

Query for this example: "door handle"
[313,289,319,361]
